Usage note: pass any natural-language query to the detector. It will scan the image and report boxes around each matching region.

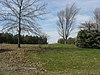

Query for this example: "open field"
[0,44,100,75]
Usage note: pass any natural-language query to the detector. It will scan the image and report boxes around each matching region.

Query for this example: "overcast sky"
[40,0,100,43]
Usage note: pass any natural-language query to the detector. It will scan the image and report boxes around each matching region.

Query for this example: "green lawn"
[0,44,100,75]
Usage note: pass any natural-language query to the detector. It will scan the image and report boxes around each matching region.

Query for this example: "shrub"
[67,37,75,44]
[58,39,65,44]
[76,30,100,48]
[58,37,75,44]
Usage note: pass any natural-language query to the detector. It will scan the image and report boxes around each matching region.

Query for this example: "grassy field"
[0,44,100,75]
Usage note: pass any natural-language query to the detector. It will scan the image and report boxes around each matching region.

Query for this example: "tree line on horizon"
[0,33,48,44]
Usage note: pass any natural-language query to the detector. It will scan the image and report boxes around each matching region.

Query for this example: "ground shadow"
[0,48,12,53]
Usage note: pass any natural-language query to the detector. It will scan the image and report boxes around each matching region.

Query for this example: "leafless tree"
[0,0,47,47]
[57,4,79,44]
[94,8,100,31]
[79,21,95,31]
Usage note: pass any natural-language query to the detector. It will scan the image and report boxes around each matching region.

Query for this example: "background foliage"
[0,33,48,44]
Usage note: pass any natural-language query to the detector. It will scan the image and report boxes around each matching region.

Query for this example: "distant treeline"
[0,33,48,44]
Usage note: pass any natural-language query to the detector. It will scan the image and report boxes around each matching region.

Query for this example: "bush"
[58,39,65,44]
[58,37,75,44]
[76,30,100,48]
[67,37,75,44]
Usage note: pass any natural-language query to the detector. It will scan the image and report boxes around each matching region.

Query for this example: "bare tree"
[57,4,79,44]
[0,0,46,47]
[94,8,100,31]
[79,21,95,31]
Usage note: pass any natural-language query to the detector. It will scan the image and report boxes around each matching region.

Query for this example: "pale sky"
[41,0,100,43]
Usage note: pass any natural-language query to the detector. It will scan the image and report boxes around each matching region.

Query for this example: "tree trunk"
[18,28,21,48]
[64,35,68,44]
[64,38,67,44]
[64,39,67,44]
[18,17,21,48]
[18,5,22,48]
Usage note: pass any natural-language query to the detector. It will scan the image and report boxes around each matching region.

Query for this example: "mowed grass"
[0,44,100,75]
